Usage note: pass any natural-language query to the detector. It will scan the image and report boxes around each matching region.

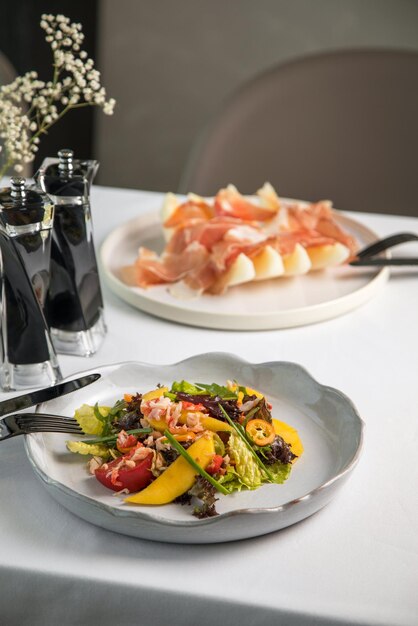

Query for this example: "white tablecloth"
[0,186,417,626]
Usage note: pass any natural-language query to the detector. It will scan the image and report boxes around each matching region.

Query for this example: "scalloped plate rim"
[23,354,364,541]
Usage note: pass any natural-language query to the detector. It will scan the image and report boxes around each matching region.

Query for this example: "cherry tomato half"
[245,419,275,446]
[116,430,139,453]
[95,451,153,492]
[206,454,224,475]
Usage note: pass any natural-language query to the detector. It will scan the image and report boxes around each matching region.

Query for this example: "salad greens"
[66,378,301,518]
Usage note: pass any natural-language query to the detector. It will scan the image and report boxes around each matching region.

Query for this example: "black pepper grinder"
[0,177,62,390]
[35,149,106,356]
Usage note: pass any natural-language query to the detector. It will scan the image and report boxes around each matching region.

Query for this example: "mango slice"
[273,418,304,461]
[142,387,168,402]
[196,415,234,433]
[125,433,215,505]
[147,412,233,434]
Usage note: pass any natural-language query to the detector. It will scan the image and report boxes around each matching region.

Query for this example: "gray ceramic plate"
[25,354,364,543]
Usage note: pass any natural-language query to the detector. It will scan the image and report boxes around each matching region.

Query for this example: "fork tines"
[23,427,83,433]
[15,415,79,424]
[14,414,83,434]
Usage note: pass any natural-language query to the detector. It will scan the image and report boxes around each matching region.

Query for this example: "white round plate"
[99,206,389,330]
[25,353,364,544]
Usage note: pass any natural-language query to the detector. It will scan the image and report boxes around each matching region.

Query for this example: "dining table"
[0,184,417,626]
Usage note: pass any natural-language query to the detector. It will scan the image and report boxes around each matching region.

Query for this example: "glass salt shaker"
[0,177,62,390]
[35,149,106,357]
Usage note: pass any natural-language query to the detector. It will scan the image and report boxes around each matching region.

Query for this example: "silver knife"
[0,373,101,419]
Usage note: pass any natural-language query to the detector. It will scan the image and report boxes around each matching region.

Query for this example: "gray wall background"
[94,0,418,192]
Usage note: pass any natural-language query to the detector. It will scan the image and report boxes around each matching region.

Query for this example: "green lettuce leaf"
[66,440,110,458]
[227,432,263,490]
[220,433,292,493]
[73,403,111,435]
[268,461,292,484]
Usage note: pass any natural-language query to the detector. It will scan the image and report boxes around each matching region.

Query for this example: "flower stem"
[0,156,14,181]
[29,102,93,144]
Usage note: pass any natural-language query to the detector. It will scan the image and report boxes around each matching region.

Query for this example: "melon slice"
[224,253,256,287]
[306,243,350,270]
[283,243,312,276]
[252,245,285,280]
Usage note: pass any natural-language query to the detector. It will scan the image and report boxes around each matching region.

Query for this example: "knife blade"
[0,373,101,419]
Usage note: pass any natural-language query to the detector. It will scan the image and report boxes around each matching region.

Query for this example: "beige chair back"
[180,50,418,217]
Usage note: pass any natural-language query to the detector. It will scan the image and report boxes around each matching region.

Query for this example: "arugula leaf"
[236,383,247,396]
[241,405,260,428]
[82,428,153,445]
[194,382,238,400]
[108,399,127,417]
[163,391,177,401]
[93,403,113,437]
[171,380,206,395]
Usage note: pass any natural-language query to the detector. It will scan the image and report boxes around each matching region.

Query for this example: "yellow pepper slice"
[125,433,215,505]
[272,418,304,461]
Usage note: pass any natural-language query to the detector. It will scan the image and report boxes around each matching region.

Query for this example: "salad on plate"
[67,379,303,518]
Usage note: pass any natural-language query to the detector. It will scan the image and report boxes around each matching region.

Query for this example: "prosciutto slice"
[287,201,357,254]
[165,217,263,255]
[121,184,357,296]
[214,185,279,222]
[163,198,214,228]
[132,243,210,288]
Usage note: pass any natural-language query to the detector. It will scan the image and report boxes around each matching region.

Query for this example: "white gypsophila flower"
[0,13,115,177]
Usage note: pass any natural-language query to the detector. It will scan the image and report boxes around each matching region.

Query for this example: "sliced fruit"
[273,418,304,460]
[187,414,233,433]
[246,418,275,446]
[256,182,281,210]
[306,242,349,270]
[224,252,256,287]
[148,412,233,434]
[283,243,312,275]
[125,433,215,504]
[252,245,284,280]
[142,387,169,402]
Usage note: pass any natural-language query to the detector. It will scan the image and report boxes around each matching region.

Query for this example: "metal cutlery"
[350,232,418,267]
[0,372,101,419]
[350,258,418,267]
[0,412,84,441]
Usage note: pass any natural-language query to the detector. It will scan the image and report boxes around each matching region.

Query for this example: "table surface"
[0,186,417,626]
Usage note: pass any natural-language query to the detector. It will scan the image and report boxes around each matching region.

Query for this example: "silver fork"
[0,412,84,441]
